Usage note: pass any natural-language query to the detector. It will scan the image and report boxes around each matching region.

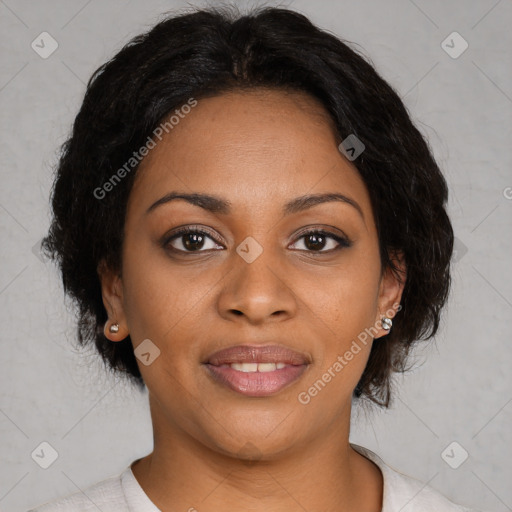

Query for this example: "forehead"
[129,89,371,217]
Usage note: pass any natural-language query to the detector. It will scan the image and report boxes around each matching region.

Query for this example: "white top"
[28,444,482,512]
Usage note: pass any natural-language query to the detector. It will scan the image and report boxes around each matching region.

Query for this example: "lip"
[205,344,310,366]
[203,344,311,397]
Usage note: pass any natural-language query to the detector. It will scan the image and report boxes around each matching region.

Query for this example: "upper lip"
[204,344,311,366]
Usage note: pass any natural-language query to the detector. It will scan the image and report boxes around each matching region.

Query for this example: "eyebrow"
[146,191,364,220]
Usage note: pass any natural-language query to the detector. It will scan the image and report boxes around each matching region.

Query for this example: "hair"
[42,5,453,407]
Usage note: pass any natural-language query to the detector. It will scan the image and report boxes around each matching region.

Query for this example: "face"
[100,89,404,460]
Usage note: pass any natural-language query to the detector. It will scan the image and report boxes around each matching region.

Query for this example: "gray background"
[1,0,511,510]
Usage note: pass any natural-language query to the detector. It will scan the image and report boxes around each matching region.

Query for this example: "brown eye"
[290,230,351,253]
[304,232,328,251]
[164,227,224,253]
[180,232,207,251]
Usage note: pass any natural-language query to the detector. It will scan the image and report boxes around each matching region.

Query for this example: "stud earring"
[381,316,393,331]
[109,323,120,334]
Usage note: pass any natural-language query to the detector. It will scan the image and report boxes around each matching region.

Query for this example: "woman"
[30,5,482,512]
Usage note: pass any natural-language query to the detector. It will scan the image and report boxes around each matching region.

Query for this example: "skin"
[99,89,406,512]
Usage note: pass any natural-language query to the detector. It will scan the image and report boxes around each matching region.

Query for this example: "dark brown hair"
[42,5,453,407]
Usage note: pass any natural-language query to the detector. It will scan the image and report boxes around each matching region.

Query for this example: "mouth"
[202,344,310,397]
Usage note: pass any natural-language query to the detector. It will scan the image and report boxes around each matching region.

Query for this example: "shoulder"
[27,469,128,512]
[350,444,484,512]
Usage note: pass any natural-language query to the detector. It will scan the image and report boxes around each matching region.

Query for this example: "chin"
[197,417,302,463]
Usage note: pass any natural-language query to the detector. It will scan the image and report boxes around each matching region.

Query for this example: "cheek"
[119,238,223,369]
[300,249,381,388]
[312,284,377,380]
[310,251,381,333]
[119,237,189,341]
[119,257,199,390]
[297,279,377,410]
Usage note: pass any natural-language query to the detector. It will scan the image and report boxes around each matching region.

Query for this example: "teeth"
[257,363,277,372]
[231,363,259,372]
[229,362,288,372]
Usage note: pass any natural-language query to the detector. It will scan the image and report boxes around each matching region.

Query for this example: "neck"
[131,400,383,511]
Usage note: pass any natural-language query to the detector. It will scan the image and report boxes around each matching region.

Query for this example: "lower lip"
[203,364,308,397]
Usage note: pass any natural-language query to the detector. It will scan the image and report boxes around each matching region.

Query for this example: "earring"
[109,323,120,334]
[381,316,393,331]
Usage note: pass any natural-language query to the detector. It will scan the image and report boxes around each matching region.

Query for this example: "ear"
[374,250,406,339]
[97,259,129,342]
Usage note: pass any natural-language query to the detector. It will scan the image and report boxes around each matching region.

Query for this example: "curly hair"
[42,5,453,407]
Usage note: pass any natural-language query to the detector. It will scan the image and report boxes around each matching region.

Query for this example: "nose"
[216,242,298,325]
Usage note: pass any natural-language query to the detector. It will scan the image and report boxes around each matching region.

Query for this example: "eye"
[289,229,352,253]
[163,226,224,253]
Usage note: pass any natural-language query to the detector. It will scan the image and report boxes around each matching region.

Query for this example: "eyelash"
[162,226,352,254]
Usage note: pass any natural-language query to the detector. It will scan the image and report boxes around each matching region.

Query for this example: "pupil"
[183,233,204,250]
[305,234,325,251]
